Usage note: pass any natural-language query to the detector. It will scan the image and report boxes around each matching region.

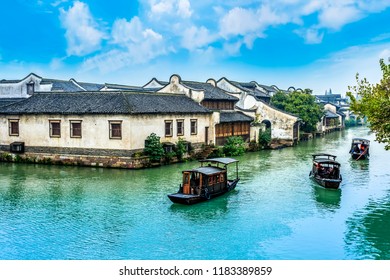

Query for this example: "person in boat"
[326,167,336,178]
[316,163,326,176]
[360,143,366,154]
[351,144,360,153]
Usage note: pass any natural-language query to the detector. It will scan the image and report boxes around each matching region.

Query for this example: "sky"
[1,0,390,95]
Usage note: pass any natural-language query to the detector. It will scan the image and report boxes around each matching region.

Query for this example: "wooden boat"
[309,153,342,189]
[349,138,370,160]
[167,157,239,205]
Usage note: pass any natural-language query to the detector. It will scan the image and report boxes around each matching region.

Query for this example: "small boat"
[309,153,342,189]
[349,138,370,160]
[168,157,239,205]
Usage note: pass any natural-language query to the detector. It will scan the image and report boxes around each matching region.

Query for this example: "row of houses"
[0,73,347,168]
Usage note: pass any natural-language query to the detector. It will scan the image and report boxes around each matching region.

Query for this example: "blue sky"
[1,0,390,94]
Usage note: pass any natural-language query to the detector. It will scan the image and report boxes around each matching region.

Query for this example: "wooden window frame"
[176,119,184,136]
[70,120,82,138]
[109,121,122,139]
[9,119,19,136]
[165,120,173,137]
[190,119,197,135]
[49,120,61,138]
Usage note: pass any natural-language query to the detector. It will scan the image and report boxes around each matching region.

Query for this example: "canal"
[0,126,389,260]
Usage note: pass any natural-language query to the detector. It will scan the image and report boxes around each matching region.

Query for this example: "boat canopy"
[352,138,370,143]
[313,159,340,166]
[199,157,239,165]
[312,153,337,160]
[185,166,224,175]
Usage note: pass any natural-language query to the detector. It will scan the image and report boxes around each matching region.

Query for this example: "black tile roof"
[0,92,211,115]
[43,79,85,92]
[181,81,239,101]
[219,111,253,123]
[228,81,270,99]
[0,98,26,107]
[324,110,339,118]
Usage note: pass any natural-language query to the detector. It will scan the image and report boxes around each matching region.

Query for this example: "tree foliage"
[271,90,324,133]
[347,58,390,150]
[258,128,271,147]
[175,137,187,161]
[144,133,165,162]
[223,136,246,156]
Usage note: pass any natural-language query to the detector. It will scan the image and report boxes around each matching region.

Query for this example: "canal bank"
[1,126,390,260]
[0,126,346,169]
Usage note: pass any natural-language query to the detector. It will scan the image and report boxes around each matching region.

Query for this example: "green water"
[1,126,389,260]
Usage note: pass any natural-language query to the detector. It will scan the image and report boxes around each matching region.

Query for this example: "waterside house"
[0,91,216,168]
[216,77,300,147]
[144,74,254,146]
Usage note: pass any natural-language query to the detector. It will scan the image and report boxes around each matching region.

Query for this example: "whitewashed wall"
[0,113,216,151]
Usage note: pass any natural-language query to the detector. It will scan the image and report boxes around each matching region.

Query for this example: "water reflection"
[312,185,341,210]
[1,126,390,259]
[346,190,390,259]
[168,193,231,222]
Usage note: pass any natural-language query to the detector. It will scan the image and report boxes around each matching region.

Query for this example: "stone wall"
[0,142,205,169]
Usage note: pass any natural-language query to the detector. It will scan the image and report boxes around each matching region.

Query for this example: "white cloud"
[317,3,362,30]
[178,0,192,18]
[220,7,260,38]
[82,16,168,72]
[219,4,292,50]
[305,41,390,94]
[59,1,105,56]
[295,27,324,44]
[181,25,215,51]
[148,0,192,18]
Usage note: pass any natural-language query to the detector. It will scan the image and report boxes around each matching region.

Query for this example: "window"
[27,82,35,95]
[49,120,61,137]
[109,121,122,139]
[70,121,82,138]
[190,119,197,135]
[176,119,184,136]
[9,119,19,136]
[165,120,173,137]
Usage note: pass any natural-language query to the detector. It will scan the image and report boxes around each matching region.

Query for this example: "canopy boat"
[167,157,239,205]
[309,153,342,189]
[349,138,370,160]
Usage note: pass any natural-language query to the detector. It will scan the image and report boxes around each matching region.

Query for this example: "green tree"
[175,137,187,161]
[144,133,165,162]
[271,89,324,133]
[258,128,271,148]
[347,58,390,150]
[223,136,246,156]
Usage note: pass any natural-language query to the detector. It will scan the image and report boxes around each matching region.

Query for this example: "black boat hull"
[309,172,342,189]
[168,179,239,205]
[351,152,369,160]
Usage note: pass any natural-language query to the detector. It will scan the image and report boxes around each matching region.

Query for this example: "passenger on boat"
[360,144,366,153]
[317,163,326,175]
[351,144,360,153]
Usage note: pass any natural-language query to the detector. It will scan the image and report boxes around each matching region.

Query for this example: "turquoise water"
[1,126,389,260]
